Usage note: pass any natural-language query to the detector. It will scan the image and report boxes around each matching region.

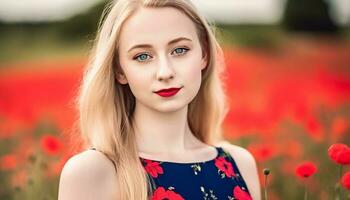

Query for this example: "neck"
[133,101,201,155]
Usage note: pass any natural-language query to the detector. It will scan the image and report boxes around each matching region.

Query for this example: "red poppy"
[151,186,184,200]
[233,186,252,200]
[247,143,277,162]
[0,154,17,170]
[304,116,324,142]
[40,134,62,155]
[341,171,350,190]
[328,143,350,165]
[336,149,350,165]
[214,156,236,178]
[144,159,164,178]
[295,161,317,178]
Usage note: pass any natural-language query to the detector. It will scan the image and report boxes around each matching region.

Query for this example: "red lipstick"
[155,87,182,97]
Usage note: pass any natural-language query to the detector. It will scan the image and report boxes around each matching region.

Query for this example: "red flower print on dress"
[214,156,236,178]
[151,186,184,200]
[233,186,252,200]
[144,159,164,178]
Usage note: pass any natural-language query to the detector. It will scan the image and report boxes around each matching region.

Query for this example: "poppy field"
[0,33,350,199]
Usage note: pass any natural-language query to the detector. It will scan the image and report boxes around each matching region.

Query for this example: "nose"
[156,55,175,81]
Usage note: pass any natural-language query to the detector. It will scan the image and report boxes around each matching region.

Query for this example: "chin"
[153,102,189,113]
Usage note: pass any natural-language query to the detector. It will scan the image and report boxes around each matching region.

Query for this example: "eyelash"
[133,47,190,62]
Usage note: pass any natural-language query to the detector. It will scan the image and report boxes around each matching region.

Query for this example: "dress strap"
[215,146,223,154]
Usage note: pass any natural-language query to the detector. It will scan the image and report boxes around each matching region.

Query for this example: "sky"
[0,0,349,25]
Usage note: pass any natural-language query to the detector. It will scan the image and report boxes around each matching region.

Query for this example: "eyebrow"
[127,37,192,53]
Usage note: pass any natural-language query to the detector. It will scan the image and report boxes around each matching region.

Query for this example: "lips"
[155,87,182,97]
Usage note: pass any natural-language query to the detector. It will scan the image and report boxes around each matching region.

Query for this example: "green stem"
[264,174,269,200]
[338,165,343,200]
[304,184,308,200]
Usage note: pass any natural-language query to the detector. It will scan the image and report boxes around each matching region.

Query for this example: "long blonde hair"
[75,0,229,199]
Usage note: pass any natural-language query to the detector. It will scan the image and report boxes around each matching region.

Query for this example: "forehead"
[119,6,198,49]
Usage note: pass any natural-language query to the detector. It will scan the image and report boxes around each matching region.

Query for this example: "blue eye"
[134,53,151,62]
[172,47,189,55]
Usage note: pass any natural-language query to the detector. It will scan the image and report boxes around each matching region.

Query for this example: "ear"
[200,52,208,70]
[116,72,128,85]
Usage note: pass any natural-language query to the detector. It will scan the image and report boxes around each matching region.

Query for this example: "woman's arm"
[58,150,118,200]
[216,141,262,200]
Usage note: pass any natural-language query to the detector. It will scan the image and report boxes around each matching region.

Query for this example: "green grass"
[216,24,350,49]
[0,24,349,65]
[215,24,286,49]
[0,28,91,65]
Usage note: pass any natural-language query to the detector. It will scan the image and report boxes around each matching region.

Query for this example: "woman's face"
[117,6,207,113]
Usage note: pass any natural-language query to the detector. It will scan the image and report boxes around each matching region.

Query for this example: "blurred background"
[0,0,349,199]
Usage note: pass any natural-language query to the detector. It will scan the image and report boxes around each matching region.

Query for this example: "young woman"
[58,0,261,199]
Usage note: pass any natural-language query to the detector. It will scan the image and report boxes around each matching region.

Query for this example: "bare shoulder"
[58,149,118,200]
[216,140,262,200]
[216,140,255,164]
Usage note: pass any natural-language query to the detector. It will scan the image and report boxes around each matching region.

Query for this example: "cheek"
[119,56,144,82]
[182,53,203,81]
[125,68,150,91]
[119,61,150,92]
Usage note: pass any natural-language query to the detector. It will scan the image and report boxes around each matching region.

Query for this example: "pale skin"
[58,6,261,200]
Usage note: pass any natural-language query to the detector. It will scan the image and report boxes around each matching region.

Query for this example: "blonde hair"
[75,0,229,199]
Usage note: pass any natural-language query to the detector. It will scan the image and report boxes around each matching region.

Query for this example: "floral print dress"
[139,146,253,200]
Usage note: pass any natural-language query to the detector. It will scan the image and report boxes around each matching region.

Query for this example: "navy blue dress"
[90,146,252,200]
[139,146,252,200]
